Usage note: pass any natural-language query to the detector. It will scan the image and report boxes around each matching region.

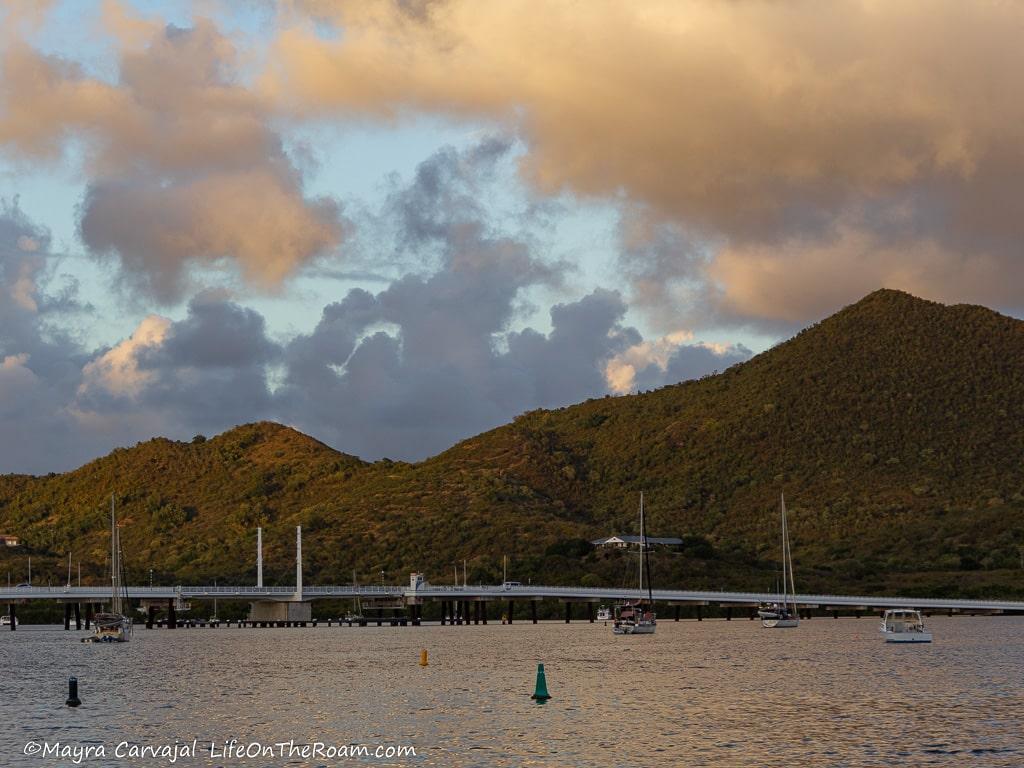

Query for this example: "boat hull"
[761,618,800,628]
[613,621,656,635]
[882,632,932,643]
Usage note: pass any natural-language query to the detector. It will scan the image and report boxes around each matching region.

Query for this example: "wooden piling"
[74,603,81,630]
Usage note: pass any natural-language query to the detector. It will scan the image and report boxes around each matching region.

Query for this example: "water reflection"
[2,616,1022,766]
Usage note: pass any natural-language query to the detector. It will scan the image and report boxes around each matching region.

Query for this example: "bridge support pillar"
[147,605,156,629]
[481,602,487,624]
[588,603,594,623]
[696,605,702,621]
[833,611,839,619]
[64,603,72,630]
[675,606,681,622]
[168,599,177,629]
[475,602,481,625]
[564,603,572,624]
[854,611,861,619]
[531,601,538,625]
[8,603,15,631]
[749,608,755,620]
[507,599,514,624]
[84,603,92,629]
[74,603,81,630]
[726,607,732,621]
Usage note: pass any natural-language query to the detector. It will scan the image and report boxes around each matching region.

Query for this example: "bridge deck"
[2,585,1023,613]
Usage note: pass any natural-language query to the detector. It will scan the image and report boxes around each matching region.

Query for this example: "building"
[0,534,20,547]
[591,535,682,549]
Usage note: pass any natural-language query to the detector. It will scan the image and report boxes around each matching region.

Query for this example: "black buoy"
[66,677,81,707]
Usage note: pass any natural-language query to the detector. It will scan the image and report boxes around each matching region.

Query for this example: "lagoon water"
[2,616,1023,767]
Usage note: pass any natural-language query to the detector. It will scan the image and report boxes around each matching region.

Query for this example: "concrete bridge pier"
[167,599,177,629]
[8,603,15,631]
[481,602,488,625]
[84,603,92,629]
[507,599,514,624]
[564,603,572,623]
[588,603,594,623]
[531,600,538,624]
[725,607,732,621]
[64,603,72,630]
[675,606,681,622]
[147,605,156,629]
[696,605,702,621]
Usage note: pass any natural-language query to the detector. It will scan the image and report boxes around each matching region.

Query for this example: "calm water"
[2,616,1022,767]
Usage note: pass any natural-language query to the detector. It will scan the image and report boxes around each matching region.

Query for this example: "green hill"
[2,289,1024,599]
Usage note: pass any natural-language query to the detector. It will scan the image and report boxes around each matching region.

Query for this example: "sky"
[2,0,1023,474]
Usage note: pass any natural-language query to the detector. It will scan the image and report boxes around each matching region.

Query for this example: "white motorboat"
[880,609,932,643]
[759,493,800,629]
[0,615,16,627]
[596,605,612,621]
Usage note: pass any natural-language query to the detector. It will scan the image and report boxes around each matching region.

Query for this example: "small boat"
[596,605,612,622]
[0,615,16,627]
[613,493,656,635]
[83,494,132,643]
[759,493,799,629]
[880,609,932,643]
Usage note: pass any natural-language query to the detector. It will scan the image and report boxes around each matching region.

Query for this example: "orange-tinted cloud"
[264,0,1024,323]
[0,10,343,302]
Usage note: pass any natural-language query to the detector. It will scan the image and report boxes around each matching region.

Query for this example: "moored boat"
[759,493,800,629]
[612,493,656,636]
[880,609,932,643]
[82,494,132,644]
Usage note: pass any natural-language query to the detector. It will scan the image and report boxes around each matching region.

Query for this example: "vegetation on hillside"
[2,289,1023,599]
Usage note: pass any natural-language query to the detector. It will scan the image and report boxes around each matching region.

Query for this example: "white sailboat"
[758,493,800,629]
[613,493,657,635]
[83,494,132,643]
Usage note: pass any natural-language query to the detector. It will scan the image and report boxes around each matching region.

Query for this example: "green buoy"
[530,663,551,701]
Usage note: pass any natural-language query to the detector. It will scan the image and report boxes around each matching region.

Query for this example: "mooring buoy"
[530,664,551,702]
[66,677,81,707]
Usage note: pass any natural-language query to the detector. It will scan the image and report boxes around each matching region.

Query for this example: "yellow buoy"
[419,649,429,666]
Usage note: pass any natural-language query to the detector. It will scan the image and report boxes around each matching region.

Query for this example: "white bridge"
[2,584,1024,614]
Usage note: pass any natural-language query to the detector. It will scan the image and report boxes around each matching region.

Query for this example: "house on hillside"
[591,535,682,549]
[0,534,20,547]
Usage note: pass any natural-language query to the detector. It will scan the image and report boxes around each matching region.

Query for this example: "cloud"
[73,294,280,436]
[264,0,1024,323]
[605,331,751,394]
[276,142,638,459]
[0,12,344,302]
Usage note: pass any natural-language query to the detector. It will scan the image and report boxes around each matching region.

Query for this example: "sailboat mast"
[640,493,653,605]
[780,493,788,610]
[638,493,644,598]
[783,495,797,605]
[110,493,123,615]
